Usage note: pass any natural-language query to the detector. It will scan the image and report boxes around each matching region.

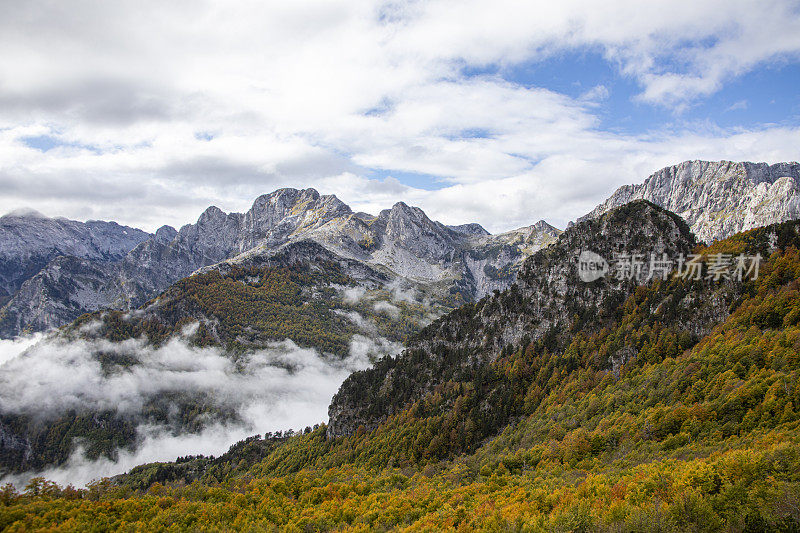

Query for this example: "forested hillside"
[63,240,440,356]
[2,205,800,531]
[0,241,448,475]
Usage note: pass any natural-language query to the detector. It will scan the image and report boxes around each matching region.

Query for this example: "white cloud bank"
[0,1,798,232]
[0,334,44,366]
[0,332,401,488]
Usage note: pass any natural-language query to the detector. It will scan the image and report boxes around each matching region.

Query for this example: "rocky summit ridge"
[0,189,561,338]
[0,212,150,308]
[578,160,800,243]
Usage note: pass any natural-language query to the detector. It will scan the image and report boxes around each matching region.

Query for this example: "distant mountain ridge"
[10,157,795,339]
[0,193,560,472]
[0,211,151,307]
[578,160,800,243]
[0,189,561,338]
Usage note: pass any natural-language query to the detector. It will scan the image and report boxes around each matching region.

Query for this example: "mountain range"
[1,159,799,464]
[0,189,560,339]
[3,159,799,342]
[0,211,150,308]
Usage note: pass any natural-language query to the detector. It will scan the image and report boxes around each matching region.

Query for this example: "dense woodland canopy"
[66,258,436,356]
[2,217,800,531]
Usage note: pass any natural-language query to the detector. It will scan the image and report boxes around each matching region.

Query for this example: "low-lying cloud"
[0,333,43,366]
[341,285,367,304]
[0,329,401,488]
[0,335,365,419]
[373,300,401,319]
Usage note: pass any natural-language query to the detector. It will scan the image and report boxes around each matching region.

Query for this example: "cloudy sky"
[1,0,799,233]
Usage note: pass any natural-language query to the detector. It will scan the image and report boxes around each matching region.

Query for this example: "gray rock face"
[578,160,800,243]
[0,257,119,337]
[447,223,490,236]
[460,220,562,297]
[0,189,561,338]
[0,210,150,300]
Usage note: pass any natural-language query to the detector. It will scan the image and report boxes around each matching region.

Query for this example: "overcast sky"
[1,0,799,233]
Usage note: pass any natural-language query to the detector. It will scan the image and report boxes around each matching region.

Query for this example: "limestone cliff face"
[578,160,800,243]
[0,257,119,337]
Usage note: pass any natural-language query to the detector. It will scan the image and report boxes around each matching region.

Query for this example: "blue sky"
[1,1,799,232]
[496,49,800,135]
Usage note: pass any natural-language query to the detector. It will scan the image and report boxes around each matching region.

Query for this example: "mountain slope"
[6,209,800,531]
[0,238,442,475]
[0,211,150,307]
[578,159,800,243]
[64,239,433,356]
[328,200,701,437]
[0,193,560,473]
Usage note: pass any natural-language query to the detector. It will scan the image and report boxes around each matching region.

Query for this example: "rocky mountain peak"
[1,208,49,220]
[381,202,448,234]
[375,201,457,264]
[531,219,558,232]
[483,220,562,251]
[447,223,490,236]
[197,205,228,226]
[250,187,349,214]
[252,187,315,207]
[247,188,349,226]
[380,201,420,220]
[154,225,178,244]
[579,159,800,243]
